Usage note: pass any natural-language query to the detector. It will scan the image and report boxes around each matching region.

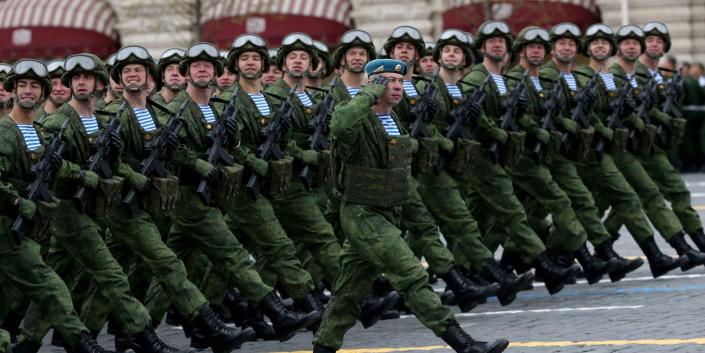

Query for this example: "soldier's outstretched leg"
[313,203,508,353]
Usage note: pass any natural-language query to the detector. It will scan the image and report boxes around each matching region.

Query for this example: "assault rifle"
[299,81,336,190]
[662,68,683,119]
[531,78,564,164]
[196,91,240,205]
[488,70,529,164]
[73,101,126,213]
[560,71,599,155]
[594,73,636,159]
[409,74,439,138]
[246,85,296,199]
[12,120,69,244]
[122,99,189,213]
[636,74,665,149]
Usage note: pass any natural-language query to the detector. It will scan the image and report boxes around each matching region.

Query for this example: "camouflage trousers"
[614,147,702,235]
[144,185,272,320]
[576,153,654,244]
[21,200,152,339]
[313,202,454,350]
[80,206,208,329]
[0,329,9,353]
[0,218,87,347]
[605,149,683,240]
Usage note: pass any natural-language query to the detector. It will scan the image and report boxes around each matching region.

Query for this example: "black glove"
[426,97,439,116]
[623,94,636,115]
[166,132,180,151]
[671,82,684,99]
[279,115,291,131]
[584,89,598,106]
[467,100,483,120]
[48,151,62,171]
[516,94,529,116]
[109,129,122,150]
[224,117,237,136]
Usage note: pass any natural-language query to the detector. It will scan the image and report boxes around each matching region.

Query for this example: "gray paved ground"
[38,174,705,353]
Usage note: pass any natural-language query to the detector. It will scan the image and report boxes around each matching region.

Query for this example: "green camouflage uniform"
[313,84,454,350]
[0,115,92,347]
[21,104,153,338]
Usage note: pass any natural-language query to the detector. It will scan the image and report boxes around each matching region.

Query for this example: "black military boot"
[482,260,534,306]
[439,266,499,312]
[164,306,182,326]
[638,237,688,278]
[293,290,325,331]
[532,252,581,295]
[190,303,257,353]
[359,291,400,329]
[130,327,194,353]
[68,332,112,353]
[114,331,131,353]
[313,344,336,353]
[689,228,705,252]
[1,311,23,343]
[593,239,643,282]
[574,244,617,285]
[222,288,248,327]
[51,331,66,347]
[440,320,509,353]
[10,338,41,353]
[549,251,579,285]
[667,231,705,271]
[427,268,439,284]
[260,291,320,342]
[242,306,277,341]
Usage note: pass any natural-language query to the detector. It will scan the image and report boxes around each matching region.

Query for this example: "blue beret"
[364,59,407,76]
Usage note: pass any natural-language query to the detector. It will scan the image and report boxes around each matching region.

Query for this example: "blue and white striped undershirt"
[346,86,361,97]
[133,108,156,132]
[296,92,313,107]
[376,114,400,136]
[626,75,639,88]
[649,69,664,84]
[490,74,507,95]
[248,93,271,116]
[17,124,41,151]
[80,115,100,135]
[199,105,216,123]
[402,80,418,97]
[529,76,543,92]
[445,83,463,99]
[561,72,578,91]
[599,72,617,91]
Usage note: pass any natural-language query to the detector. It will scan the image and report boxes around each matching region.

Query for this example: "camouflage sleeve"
[39,114,81,180]
[330,92,374,145]
[0,129,20,210]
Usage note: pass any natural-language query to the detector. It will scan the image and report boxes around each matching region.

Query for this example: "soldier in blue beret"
[312,58,509,353]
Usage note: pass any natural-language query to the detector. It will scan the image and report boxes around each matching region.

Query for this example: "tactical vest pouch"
[143,176,180,218]
[666,118,687,150]
[313,150,332,187]
[502,131,526,167]
[566,128,595,162]
[342,164,410,208]
[635,124,657,157]
[610,128,629,154]
[266,157,293,200]
[211,165,243,208]
[91,177,124,219]
[449,138,481,177]
[28,198,59,243]
[414,137,439,174]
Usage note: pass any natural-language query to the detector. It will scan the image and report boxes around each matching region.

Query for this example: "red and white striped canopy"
[0,0,119,60]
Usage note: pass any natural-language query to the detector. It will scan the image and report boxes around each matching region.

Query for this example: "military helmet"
[377,47,389,59]
[332,29,376,69]
[62,53,110,87]
[582,23,617,57]
[313,40,333,77]
[643,21,671,53]
[0,63,11,81]
[106,53,117,74]
[433,29,474,67]
[383,26,425,60]
[46,59,66,79]
[275,32,320,71]
[423,42,435,57]
[616,25,646,54]
[512,26,551,54]
[157,48,185,76]
[474,20,513,50]
[4,59,51,98]
[111,45,158,83]
[179,42,224,77]
[549,22,581,45]
[226,33,270,74]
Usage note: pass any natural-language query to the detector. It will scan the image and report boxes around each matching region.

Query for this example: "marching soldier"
[574,23,687,278]
[0,59,112,353]
[0,64,14,117]
[261,48,283,86]
[460,20,579,294]
[309,40,333,89]
[216,51,237,95]
[153,48,186,106]
[312,58,509,353]
[102,53,123,108]
[418,41,438,76]
[39,60,71,120]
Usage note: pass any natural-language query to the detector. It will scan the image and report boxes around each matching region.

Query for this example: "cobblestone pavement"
[38,174,705,353]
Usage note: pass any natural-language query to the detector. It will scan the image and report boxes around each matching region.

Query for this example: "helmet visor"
[586,24,614,37]
[523,28,550,42]
[282,32,314,46]
[480,21,511,35]
[552,23,581,37]
[46,60,65,74]
[313,40,329,53]
[232,34,266,48]
[186,43,219,59]
[160,48,185,61]
[643,21,668,35]
[390,26,422,41]
[618,25,644,38]
[439,29,471,44]
[340,30,373,45]
[117,46,151,61]
[13,59,48,77]
[0,63,12,75]
[65,54,97,72]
